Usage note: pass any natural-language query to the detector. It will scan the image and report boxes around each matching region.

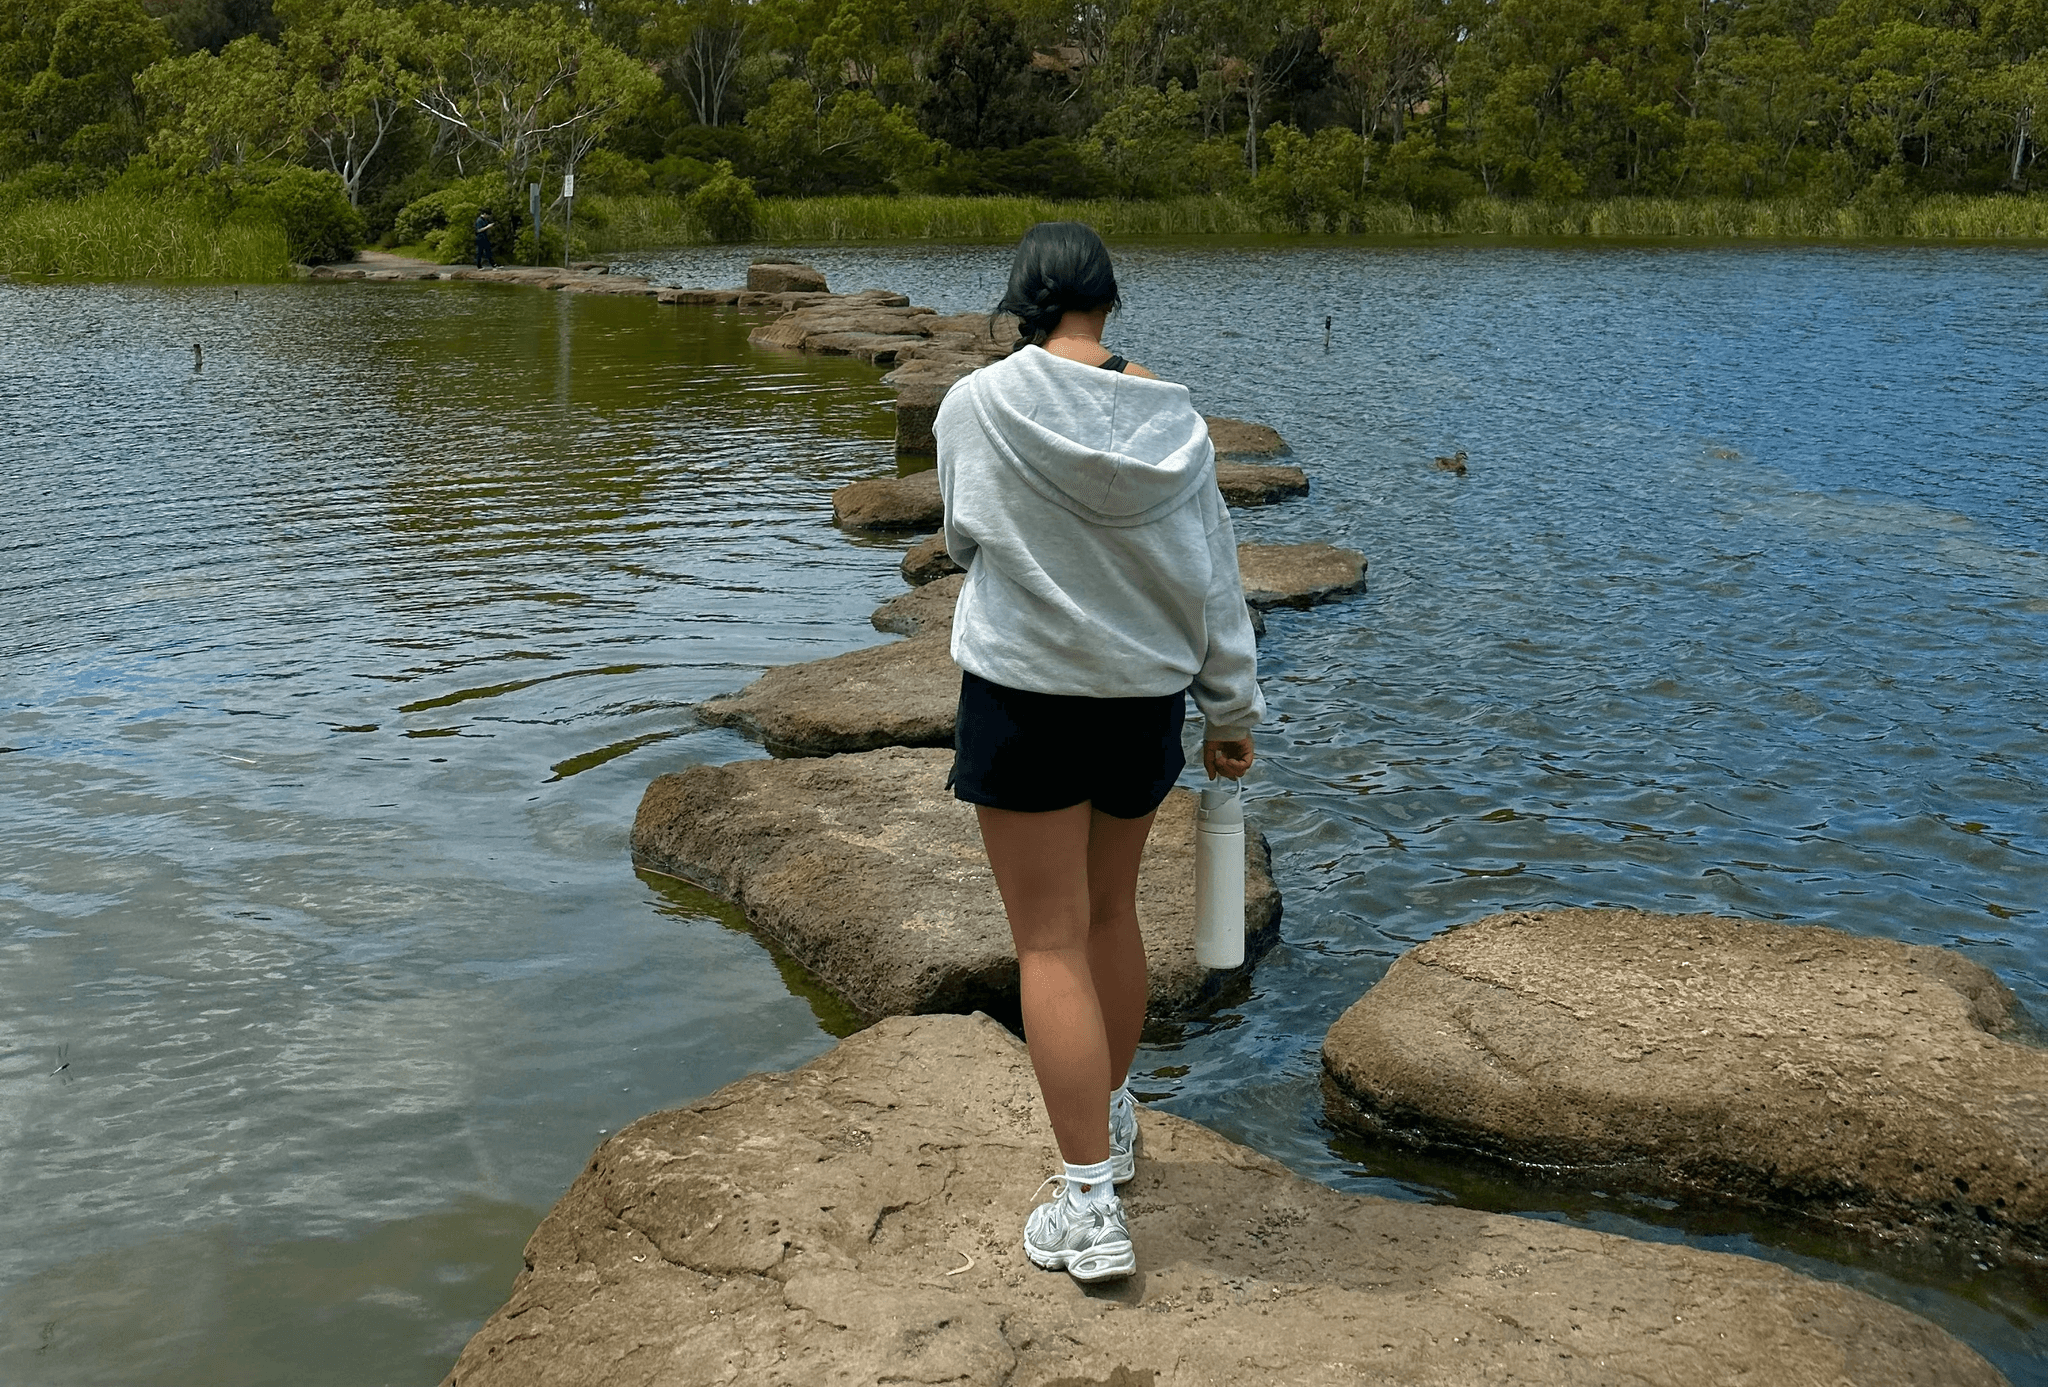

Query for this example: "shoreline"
[10,191,2048,286]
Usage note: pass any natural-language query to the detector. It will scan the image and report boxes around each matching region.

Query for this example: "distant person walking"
[935,222,1261,1284]
[473,209,497,269]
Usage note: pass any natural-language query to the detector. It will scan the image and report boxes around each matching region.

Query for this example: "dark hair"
[995,221,1120,351]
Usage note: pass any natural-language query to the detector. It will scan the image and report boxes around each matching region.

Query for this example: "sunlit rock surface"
[899,532,963,586]
[440,1014,2005,1387]
[1323,909,2048,1261]
[1204,414,1290,459]
[746,261,829,293]
[831,469,943,532]
[628,749,1279,1021]
[1235,542,1369,610]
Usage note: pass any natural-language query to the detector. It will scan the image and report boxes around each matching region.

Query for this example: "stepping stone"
[1322,908,2048,1262]
[900,533,962,585]
[869,574,962,638]
[629,747,1282,1021]
[832,468,941,532]
[697,632,956,757]
[1238,542,1367,609]
[747,260,828,293]
[441,1013,2004,1387]
[1216,460,1309,505]
[1206,414,1289,458]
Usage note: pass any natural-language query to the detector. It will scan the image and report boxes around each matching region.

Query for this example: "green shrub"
[1248,125,1365,230]
[510,220,562,264]
[576,148,650,195]
[686,160,760,241]
[236,165,364,263]
[0,162,109,213]
[650,154,714,196]
[391,174,506,255]
[1375,138,1481,214]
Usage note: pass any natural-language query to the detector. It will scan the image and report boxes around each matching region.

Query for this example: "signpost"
[562,172,575,269]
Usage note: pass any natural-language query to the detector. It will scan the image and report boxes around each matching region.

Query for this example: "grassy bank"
[0,189,294,280]
[574,190,2048,251]
[6,188,2044,282]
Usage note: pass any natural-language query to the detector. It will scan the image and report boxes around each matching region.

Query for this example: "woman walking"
[936,222,1262,1283]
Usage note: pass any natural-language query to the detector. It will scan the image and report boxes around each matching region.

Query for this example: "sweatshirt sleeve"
[935,389,979,573]
[1190,487,1264,740]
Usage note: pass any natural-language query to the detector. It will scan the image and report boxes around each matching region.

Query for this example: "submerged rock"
[1322,908,2048,1261]
[747,261,829,293]
[1236,542,1369,609]
[1206,415,1290,459]
[831,468,942,532]
[899,533,962,585]
[441,1012,2005,1387]
[629,748,1281,1021]
[697,634,956,757]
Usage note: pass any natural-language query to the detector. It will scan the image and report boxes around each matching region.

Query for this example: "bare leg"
[1087,807,1154,1089]
[977,802,1156,1165]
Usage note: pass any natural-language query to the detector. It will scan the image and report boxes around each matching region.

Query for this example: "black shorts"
[949,669,1186,819]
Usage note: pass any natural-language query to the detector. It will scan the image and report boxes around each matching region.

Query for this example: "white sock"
[1063,1157,1118,1210]
[1110,1082,1132,1109]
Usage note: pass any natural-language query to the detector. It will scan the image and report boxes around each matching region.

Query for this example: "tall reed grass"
[573,192,1279,249]
[0,190,293,281]
[576,189,2048,250]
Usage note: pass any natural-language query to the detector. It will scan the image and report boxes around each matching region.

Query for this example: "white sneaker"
[1023,1181,1136,1283]
[1109,1088,1138,1185]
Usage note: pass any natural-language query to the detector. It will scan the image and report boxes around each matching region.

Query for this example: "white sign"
[562,173,575,198]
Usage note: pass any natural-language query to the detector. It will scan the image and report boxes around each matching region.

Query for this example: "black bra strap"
[1099,354,1129,373]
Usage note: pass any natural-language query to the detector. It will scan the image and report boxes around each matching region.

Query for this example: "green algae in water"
[636,866,868,1039]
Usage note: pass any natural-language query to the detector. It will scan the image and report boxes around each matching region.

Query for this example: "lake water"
[3,242,2045,1385]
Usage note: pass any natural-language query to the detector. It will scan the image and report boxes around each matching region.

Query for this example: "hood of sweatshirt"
[956,345,1214,528]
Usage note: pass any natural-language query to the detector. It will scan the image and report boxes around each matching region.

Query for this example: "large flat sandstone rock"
[629,748,1281,1021]
[1323,909,2048,1261]
[439,1013,2004,1387]
[1205,414,1289,458]
[869,573,963,638]
[899,532,962,585]
[1215,460,1309,505]
[697,632,956,756]
[1237,542,1368,609]
[747,261,828,293]
[831,468,942,532]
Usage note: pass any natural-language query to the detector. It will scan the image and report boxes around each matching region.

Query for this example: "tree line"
[2,0,2042,254]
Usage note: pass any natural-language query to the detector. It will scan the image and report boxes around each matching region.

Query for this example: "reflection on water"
[5,245,2048,1384]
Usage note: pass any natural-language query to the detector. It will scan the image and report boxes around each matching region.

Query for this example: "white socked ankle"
[1063,1157,1118,1209]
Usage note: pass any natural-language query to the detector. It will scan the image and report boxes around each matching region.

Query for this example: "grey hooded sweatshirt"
[935,345,1264,741]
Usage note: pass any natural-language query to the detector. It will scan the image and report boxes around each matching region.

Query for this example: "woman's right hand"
[1202,735,1254,780]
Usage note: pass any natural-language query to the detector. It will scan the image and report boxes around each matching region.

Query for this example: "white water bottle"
[1194,780,1245,969]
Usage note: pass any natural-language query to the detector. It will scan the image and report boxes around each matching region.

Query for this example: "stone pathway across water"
[323,256,2020,1377]
[436,1013,2006,1387]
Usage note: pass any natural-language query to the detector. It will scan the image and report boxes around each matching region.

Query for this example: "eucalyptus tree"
[137,32,302,172]
[277,0,421,205]
[410,1,657,194]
